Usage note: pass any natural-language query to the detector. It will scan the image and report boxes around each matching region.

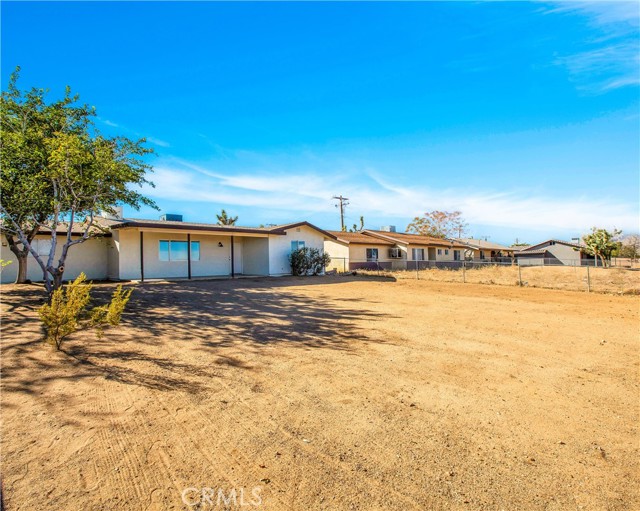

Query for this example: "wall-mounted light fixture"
[218,242,224,247]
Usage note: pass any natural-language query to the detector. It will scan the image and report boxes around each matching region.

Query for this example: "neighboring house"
[514,239,595,266]
[0,214,336,283]
[324,227,468,270]
[452,238,515,262]
[324,231,396,271]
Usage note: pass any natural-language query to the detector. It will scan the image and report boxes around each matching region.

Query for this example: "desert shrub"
[289,247,312,276]
[91,285,133,335]
[38,273,92,349]
[289,247,331,276]
[39,274,134,349]
[309,248,331,275]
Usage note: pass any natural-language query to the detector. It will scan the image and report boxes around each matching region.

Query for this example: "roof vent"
[380,225,396,232]
[160,214,183,222]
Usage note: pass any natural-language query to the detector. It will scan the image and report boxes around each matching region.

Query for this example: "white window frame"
[366,248,379,261]
[412,248,424,261]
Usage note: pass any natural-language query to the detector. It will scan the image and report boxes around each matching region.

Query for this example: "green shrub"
[38,274,133,349]
[38,273,92,349]
[91,285,133,334]
[289,247,331,276]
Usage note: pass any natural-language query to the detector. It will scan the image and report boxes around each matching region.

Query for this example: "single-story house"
[0,213,337,284]
[324,227,469,271]
[514,239,595,266]
[451,238,515,262]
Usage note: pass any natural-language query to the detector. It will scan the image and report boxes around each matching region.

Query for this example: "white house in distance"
[0,212,337,284]
[514,239,596,266]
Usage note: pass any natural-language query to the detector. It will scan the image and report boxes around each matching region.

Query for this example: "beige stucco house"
[451,238,515,262]
[0,215,336,284]
[324,228,469,271]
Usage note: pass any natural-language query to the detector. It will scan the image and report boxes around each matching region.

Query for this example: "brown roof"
[364,230,468,248]
[454,238,514,251]
[110,218,337,238]
[111,218,282,235]
[266,221,338,240]
[327,231,395,245]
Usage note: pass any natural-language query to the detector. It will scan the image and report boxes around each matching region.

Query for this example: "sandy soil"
[1,276,638,510]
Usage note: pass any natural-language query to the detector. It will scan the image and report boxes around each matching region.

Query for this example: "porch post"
[230,236,235,278]
[187,233,192,279]
[139,231,144,282]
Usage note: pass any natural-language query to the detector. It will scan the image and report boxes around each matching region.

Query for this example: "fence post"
[343,258,346,273]
[463,261,466,283]
[587,264,591,292]
[518,263,522,287]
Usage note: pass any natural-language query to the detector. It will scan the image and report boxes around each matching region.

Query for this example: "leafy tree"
[0,70,157,295]
[581,227,622,267]
[406,210,468,238]
[1,67,94,283]
[216,209,238,226]
[617,234,640,262]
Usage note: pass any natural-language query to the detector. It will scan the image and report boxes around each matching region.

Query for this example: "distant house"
[0,215,337,283]
[452,238,515,262]
[514,239,596,266]
[324,227,468,271]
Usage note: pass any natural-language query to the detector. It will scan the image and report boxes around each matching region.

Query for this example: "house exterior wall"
[189,234,233,278]
[268,225,326,275]
[242,237,269,275]
[117,228,142,280]
[544,243,581,264]
[1,234,109,283]
[324,240,350,272]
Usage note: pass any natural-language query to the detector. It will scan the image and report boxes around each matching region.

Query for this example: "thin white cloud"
[146,137,171,148]
[142,164,639,232]
[545,1,640,93]
[101,119,119,128]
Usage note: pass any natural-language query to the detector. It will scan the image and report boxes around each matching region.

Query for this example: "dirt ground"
[1,276,638,510]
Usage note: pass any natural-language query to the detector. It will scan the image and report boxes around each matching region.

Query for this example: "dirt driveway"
[1,276,638,510]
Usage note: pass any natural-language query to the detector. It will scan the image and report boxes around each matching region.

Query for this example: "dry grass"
[360,264,640,294]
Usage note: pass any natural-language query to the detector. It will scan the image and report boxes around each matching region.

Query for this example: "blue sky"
[2,1,639,244]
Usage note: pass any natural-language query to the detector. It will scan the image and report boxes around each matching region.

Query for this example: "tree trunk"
[4,234,31,284]
[15,252,28,283]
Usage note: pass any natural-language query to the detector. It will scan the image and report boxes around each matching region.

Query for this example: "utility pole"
[332,195,349,231]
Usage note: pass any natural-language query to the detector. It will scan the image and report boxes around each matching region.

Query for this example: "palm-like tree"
[216,209,238,226]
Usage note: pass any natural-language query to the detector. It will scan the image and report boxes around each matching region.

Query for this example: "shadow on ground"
[1,276,394,399]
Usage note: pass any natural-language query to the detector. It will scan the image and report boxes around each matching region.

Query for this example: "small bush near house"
[39,273,92,350]
[90,285,134,337]
[309,248,331,275]
[38,273,133,349]
[289,247,332,276]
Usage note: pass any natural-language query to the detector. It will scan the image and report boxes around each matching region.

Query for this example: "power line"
[332,195,349,231]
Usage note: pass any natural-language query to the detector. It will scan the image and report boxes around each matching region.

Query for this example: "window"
[159,240,199,261]
[445,249,449,255]
[190,241,200,261]
[291,240,305,252]
[480,251,485,260]
[437,248,442,256]
[454,250,461,261]
[389,248,402,259]
[366,248,378,261]
[412,248,424,261]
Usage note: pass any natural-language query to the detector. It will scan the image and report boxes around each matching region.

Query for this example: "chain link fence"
[325,258,640,294]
